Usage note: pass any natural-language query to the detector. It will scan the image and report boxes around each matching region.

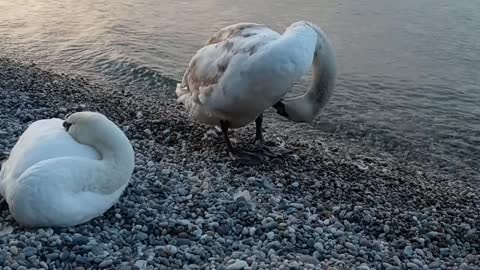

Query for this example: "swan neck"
[283,29,337,122]
[92,130,135,193]
[307,42,337,111]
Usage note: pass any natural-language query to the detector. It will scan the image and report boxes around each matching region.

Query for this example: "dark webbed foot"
[220,120,265,165]
[229,149,265,165]
[220,113,292,165]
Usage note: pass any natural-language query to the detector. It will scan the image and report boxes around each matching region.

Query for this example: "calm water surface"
[1,0,479,179]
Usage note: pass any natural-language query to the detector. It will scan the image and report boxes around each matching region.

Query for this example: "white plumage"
[0,112,135,227]
[176,21,337,162]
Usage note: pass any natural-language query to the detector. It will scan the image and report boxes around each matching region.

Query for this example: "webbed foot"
[230,150,266,165]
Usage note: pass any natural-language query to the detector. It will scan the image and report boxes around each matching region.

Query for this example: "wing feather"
[178,23,279,104]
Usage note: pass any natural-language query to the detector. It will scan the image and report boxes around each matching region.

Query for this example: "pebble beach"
[0,57,479,270]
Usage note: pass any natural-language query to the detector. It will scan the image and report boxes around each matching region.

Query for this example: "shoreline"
[0,57,479,269]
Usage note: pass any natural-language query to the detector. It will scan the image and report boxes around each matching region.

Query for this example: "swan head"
[273,99,316,123]
[63,111,126,151]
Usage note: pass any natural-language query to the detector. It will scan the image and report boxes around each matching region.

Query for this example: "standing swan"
[0,112,135,227]
[176,21,337,164]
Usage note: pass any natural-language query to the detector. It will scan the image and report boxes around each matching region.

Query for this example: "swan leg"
[220,120,264,165]
[253,114,295,157]
[253,114,276,157]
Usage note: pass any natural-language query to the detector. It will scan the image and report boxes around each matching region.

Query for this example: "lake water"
[0,0,479,180]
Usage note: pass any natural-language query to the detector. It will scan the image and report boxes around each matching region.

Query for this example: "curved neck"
[306,40,337,113]
[282,26,337,122]
[91,127,135,194]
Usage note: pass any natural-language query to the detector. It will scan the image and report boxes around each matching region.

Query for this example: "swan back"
[0,119,99,196]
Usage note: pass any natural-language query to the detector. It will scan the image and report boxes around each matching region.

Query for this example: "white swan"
[176,21,337,163]
[0,112,135,227]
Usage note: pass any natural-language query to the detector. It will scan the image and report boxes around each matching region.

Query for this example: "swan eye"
[63,121,72,131]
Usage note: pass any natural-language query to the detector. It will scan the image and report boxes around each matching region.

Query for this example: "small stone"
[176,238,191,246]
[46,253,59,260]
[404,246,413,257]
[290,203,304,209]
[0,225,14,236]
[406,262,420,269]
[262,221,277,230]
[73,235,89,245]
[91,246,105,256]
[345,242,357,251]
[385,266,401,270]
[314,242,324,253]
[460,263,474,270]
[234,190,251,202]
[39,261,49,269]
[162,169,171,175]
[267,241,282,250]
[289,261,301,269]
[22,246,38,257]
[99,260,113,268]
[292,182,299,188]
[226,259,248,270]
[134,260,147,269]
[178,188,189,196]
[9,246,18,255]
[164,245,178,256]
[266,232,275,240]
[135,232,148,241]
[415,249,424,257]
[299,255,320,265]
[359,238,372,248]
[412,258,423,267]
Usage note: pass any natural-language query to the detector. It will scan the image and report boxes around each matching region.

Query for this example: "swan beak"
[273,101,289,118]
[63,121,72,131]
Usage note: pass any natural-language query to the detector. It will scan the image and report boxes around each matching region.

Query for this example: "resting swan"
[176,21,336,163]
[0,112,135,227]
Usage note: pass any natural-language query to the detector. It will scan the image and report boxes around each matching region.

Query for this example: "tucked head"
[63,111,121,149]
[273,98,316,123]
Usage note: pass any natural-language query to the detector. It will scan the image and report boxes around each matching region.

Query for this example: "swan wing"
[177,23,281,106]
[6,157,125,227]
[0,119,99,196]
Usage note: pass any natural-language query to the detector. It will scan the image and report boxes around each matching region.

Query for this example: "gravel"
[0,57,479,269]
